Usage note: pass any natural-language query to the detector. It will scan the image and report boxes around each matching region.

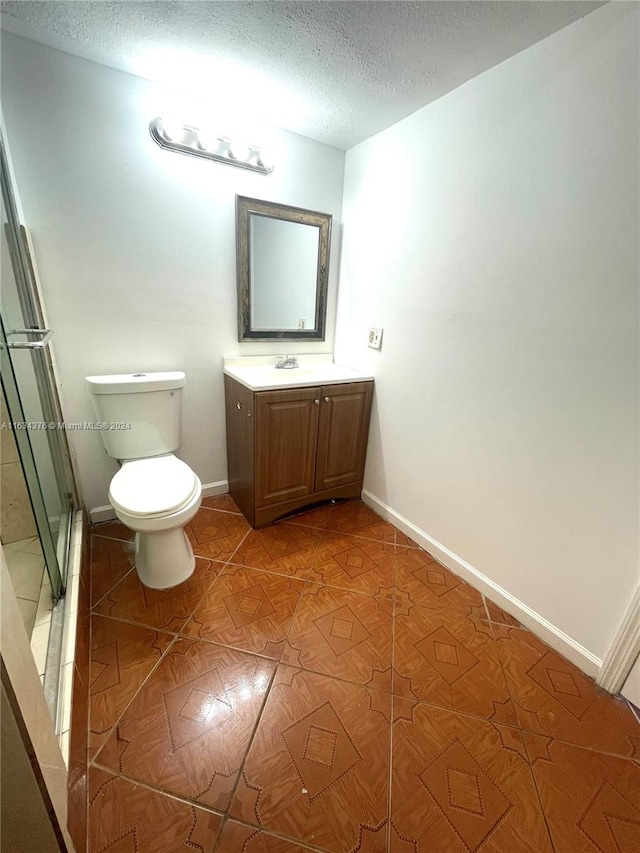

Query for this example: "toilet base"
[134,528,195,589]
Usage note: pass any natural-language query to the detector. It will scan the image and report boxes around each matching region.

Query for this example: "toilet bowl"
[109,454,202,589]
[86,370,202,590]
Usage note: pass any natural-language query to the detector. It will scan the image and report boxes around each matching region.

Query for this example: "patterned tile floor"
[77,498,640,852]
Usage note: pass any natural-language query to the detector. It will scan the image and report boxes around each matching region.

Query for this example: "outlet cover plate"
[368,327,383,350]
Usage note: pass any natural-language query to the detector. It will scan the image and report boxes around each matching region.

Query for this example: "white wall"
[335,1,639,663]
[0,32,345,513]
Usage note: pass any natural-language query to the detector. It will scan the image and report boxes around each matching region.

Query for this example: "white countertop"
[223,355,374,392]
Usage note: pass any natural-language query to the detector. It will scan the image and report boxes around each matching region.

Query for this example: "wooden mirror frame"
[236,195,332,341]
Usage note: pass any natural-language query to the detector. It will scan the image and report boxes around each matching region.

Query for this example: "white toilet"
[86,371,202,589]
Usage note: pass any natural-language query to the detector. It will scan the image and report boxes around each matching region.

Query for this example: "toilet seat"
[109,455,199,518]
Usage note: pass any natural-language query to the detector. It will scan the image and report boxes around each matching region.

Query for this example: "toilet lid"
[109,456,199,517]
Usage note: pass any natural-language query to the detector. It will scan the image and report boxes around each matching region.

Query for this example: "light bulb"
[228,141,252,162]
[197,128,221,152]
[160,119,186,143]
[256,149,274,171]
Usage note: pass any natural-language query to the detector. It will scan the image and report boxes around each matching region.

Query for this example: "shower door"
[1,136,77,600]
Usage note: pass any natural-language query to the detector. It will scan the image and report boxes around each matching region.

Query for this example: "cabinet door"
[224,375,255,524]
[315,382,374,491]
[255,387,320,507]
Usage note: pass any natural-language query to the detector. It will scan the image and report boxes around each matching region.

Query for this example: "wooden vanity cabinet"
[224,375,374,527]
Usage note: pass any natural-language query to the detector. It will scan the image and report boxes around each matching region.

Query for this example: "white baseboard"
[361,489,603,679]
[89,505,116,523]
[597,585,640,693]
[89,479,230,524]
[201,479,229,498]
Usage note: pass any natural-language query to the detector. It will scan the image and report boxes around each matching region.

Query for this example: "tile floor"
[78,498,640,852]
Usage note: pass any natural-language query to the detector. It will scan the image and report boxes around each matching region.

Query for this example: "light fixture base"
[149,118,274,175]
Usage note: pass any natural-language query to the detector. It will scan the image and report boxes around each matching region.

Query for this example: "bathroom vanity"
[223,358,374,527]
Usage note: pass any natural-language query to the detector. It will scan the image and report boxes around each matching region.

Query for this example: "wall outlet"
[368,327,383,350]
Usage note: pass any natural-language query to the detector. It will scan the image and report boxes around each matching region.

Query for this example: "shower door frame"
[1,129,80,728]
[1,136,79,595]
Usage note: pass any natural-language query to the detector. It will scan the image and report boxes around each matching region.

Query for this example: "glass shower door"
[1,138,76,600]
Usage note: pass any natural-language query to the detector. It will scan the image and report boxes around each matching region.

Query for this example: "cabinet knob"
[324,396,330,403]
[314,399,320,405]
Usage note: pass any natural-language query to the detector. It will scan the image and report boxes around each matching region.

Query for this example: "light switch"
[368,327,383,350]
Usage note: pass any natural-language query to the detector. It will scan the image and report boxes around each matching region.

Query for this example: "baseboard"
[200,479,229,498]
[89,479,230,524]
[361,489,603,679]
[89,505,116,523]
[597,585,640,693]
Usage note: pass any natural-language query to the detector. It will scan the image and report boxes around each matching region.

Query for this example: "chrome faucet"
[275,355,299,369]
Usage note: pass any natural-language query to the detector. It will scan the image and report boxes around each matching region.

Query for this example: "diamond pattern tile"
[415,624,480,684]
[186,507,250,561]
[76,497,640,852]
[230,522,323,580]
[394,604,516,722]
[89,615,173,754]
[420,740,511,848]
[283,584,392,688]
[182,566,304,658]
[394,547,481,616]
[525,736,640,852]
[527,650,597,718]
[226,585,277,626]
[314,604,373,655]
[163,671,232,750]
[391,699,553,852]
[485,601,521,627]
[314,531,395,597]
[89,766,222,852]
[92,556,219,633]
[282,700,362,798]
[231,666,390,852]
[498,629,640,757]
[96,638,274,810]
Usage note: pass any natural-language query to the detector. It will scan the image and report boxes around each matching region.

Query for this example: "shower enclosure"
[1,133,78,723]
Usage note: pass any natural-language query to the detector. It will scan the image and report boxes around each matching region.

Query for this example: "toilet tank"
[86,372,186,460]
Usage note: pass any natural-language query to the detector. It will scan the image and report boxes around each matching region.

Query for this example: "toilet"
[86,371,202,589]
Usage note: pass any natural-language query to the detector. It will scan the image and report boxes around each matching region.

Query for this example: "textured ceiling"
[1,1,605,149]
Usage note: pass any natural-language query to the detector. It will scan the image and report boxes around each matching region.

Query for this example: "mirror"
[236,195,332,341]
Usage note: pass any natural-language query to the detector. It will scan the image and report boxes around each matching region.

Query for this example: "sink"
[223,361,374,392]
[267,367,326,380]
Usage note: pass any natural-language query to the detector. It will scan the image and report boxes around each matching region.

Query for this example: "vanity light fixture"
[149,117,274,175]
